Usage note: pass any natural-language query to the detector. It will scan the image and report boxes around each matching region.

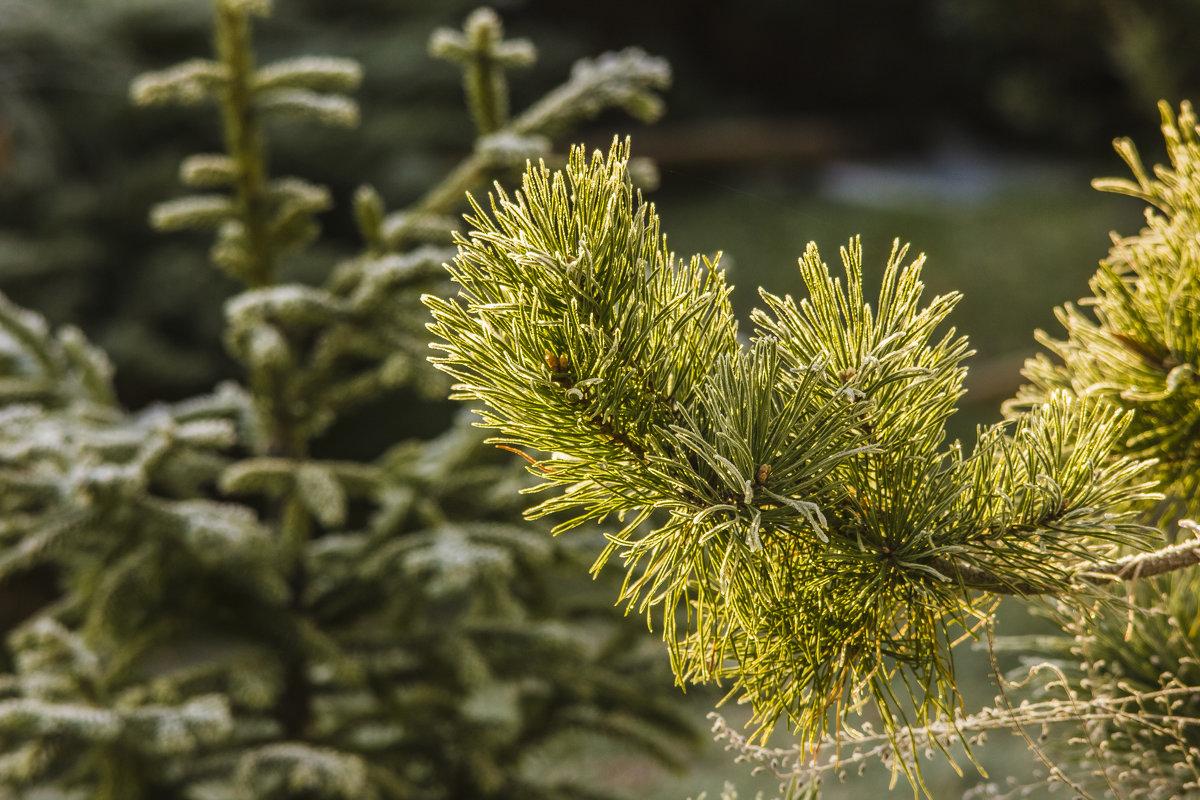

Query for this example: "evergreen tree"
[0,2,691,798]
[0,0,649,404]
[8,2,1200,798]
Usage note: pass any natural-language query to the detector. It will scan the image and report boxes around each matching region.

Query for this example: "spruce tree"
[0,2,691,798]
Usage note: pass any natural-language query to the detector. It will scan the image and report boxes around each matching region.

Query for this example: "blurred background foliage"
[3,0,1197,407]
[1,0,1199,797]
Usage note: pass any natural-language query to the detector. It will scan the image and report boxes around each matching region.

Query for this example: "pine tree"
[8,2,1200,797]
[0,2,692,798]
[425,114,1200,797]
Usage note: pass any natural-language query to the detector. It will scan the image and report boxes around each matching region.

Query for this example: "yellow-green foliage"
[1001,102,1200,800]
[1012,101,1200,525]
[425,138,1167,770]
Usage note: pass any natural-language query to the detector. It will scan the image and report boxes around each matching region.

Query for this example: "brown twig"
[495,444,555,474]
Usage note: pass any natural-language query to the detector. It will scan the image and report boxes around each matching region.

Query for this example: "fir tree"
[0,0,655,404]
[0,2,690,798]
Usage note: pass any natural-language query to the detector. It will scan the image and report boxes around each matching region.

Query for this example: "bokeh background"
[2,0,1198,797]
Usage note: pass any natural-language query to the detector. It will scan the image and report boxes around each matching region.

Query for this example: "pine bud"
[754,463,771,486]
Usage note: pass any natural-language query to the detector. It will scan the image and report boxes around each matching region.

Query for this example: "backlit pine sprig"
[1000,102,1200,800]
[426,139,1174,765]
[1009,100,1200,525]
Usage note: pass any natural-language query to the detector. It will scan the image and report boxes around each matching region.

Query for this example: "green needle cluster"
[426,139,1163,755]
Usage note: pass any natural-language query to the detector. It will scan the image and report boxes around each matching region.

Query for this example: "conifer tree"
[425,115,1200,797]
[7,2,1200,797]
[0,2,691,798]
[0,0,648,403]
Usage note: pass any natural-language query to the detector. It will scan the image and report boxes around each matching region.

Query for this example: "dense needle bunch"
[1012,101,1200,525]
[426,139,1163,753]
[1000,102,1200,800]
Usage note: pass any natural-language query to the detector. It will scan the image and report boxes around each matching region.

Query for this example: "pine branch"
[426,138,1166,761]
[972,101,1200,799]
[932,531,1200,595]
[1009,100,1200,523]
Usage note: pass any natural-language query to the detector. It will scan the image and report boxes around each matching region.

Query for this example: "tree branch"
[933,529,1200,595]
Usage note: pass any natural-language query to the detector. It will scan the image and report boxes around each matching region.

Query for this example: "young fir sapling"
[0,2,693,798]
